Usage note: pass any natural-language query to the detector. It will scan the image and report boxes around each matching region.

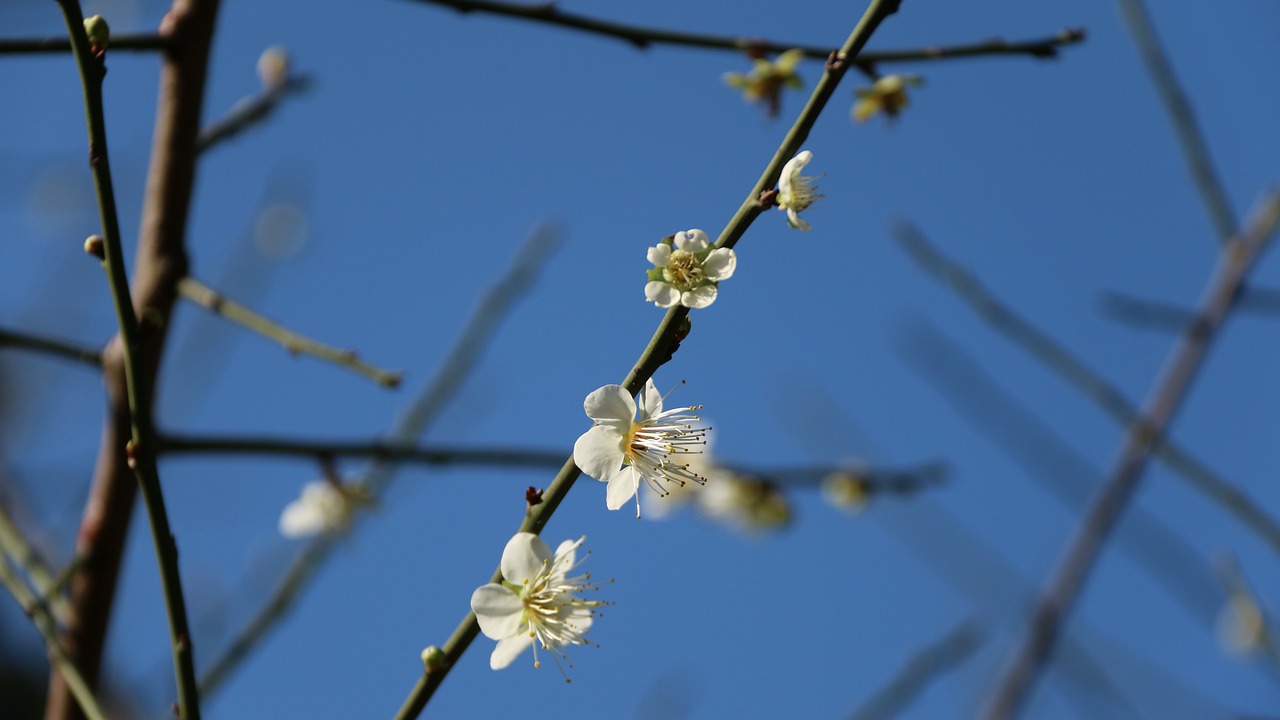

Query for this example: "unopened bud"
[420,646,447,672]
[84,234,105,261]
[256,46,290,91]
[83,15,110,47]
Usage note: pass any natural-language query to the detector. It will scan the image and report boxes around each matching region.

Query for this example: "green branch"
[178,276,402,387]
[392,1,904,716]
[54,4,205,718]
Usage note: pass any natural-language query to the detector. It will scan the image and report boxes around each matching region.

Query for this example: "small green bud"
[83,234,105,261]
[83,15,110,47]
[420,646,447,672]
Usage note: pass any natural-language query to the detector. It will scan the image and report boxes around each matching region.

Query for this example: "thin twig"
[196,76,311,154]
[850,620,983,720]
[980,189,1280,720]
[49,2,220,719]
[0,32,168,54]
[0,553,109,720]
[177,276,402,387]
[0,504,71,624]
[394,2,904,716]
[1116,0,1236,244]
[0,327,102,368]
[197,224,561,697]
[1101,286,1280,332]
[895,222,1280,562]
[410,0,1081,77]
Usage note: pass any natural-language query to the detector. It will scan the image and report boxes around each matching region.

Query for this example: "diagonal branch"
[980,188,1280,720]
[177,277,402,387]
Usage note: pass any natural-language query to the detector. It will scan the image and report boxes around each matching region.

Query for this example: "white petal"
[582,384,635,426]
[574,425,627,481]
[645,281,680,308]
[674,229,709,253]
[682,284,718,308]
[636,378,662,419]
[605,468,640,510]
[279,500,324,537]
[787,208,811,231]
[701,248,736,281]
[554,538,579,566]
[490,634,535,670]
[471,584,525,640]
[646,244,672,268]
[500,532,553,584]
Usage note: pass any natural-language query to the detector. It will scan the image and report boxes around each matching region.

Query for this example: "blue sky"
[2,0,1279,718]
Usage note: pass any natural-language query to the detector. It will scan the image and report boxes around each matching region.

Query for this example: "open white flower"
[470,533,604,676]
[279,480,363,538]
[777,150,821,230]
[573,379,709,516]
[644,229,737,309]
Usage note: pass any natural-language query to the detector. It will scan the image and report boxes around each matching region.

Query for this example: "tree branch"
[0,326,102,368]
[980,188,1280,720]
[0,32,168,55]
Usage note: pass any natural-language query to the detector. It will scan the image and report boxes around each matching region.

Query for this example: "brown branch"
[46,2,222,719]
[980,188,1280,720]
[0,326,102,368]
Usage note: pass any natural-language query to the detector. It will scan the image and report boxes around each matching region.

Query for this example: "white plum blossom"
[279,480,365,538]
[573,379,709,517]
[641,435,791,533]
[777,150,821,230]
[470,533,605,677]
[644,229,737,309]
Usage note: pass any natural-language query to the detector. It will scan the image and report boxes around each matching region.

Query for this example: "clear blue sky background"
[2,0,1279,718]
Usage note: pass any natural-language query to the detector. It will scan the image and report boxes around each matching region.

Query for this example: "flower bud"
[83,234,105,261]
[83,15,110,47]
[420,646,447,672]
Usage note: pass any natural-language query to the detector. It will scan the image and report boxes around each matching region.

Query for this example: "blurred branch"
[849,620,983,720]
[411,0,1082,76]
[895,222,1280,562]
[0,32,168,54]
[395,3,905,716]
[898,321,1220,623]
[0,553,108,720]
[0,327,102,368]
[0,504,71,624]
[177,276,403,388]
[1116,0,1236,244]
[981,189,1280,720]
[196,75,311,154]
[198,224,561,697]
[49,1,221,718]
[1102,286,1280,332]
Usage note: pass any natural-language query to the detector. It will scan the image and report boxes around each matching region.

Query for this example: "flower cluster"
[853,74,923,123]
[574,379,709,517]
[644,229,736,309]
[722,48,805,117]
[471,533,606,677]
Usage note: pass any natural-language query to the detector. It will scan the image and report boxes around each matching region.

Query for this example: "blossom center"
[662,249,704,290]
[781,175,816,211]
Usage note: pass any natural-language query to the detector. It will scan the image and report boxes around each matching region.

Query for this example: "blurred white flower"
[777,150,821,230]
[722,48,805,117]
[573,379,708,516]
[256,46,290,91]
[644,229,737,309]
[470,533,604,676]
[278,480,365,538]
[852,74,922,123]
[1217,592,1266,657]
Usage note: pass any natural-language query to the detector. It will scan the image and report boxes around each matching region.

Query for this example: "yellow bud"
[83,15,110,47]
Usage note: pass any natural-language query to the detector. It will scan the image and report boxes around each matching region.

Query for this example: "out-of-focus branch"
[410,0,1081,77]
[0,327,102,368]
[394,2,904,716]
[0,504,71,624]
[0,32,168,54]
[981,189,1280,720]
[47,2,221,719]
[196,75,310,154]
[177,277,402,387]
[198,224,560,697]
[0,553,108,720]
[850,620,983,720]
[895,222,1280,561]
[1101,286,1280,332]
[1116,0,1236,244]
